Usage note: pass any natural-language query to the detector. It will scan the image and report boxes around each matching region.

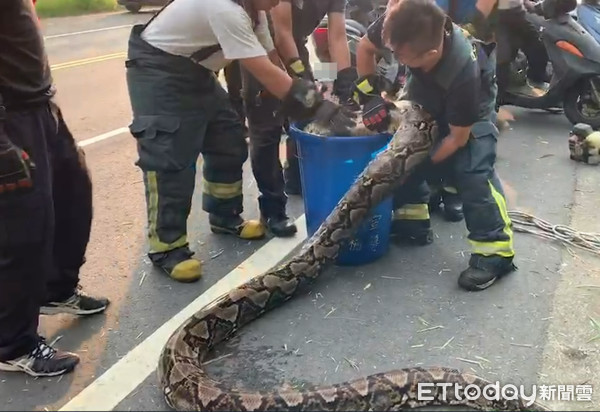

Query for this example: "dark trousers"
[496,6,549,101]
[283,40,314,190]
[241,68,288,218]
[223,61,246,131]
[0,100,92,361]
[126,25,249,254]
[443,133,514,257]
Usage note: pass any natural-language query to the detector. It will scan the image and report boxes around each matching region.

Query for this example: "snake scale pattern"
[157,101,549,411]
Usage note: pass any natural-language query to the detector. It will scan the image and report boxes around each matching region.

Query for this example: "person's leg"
[0,104,79,376]
[40,101,109,315]
[282,40,314,196]
[497,8,544,100]
[202,83,266,240]
[126,40,207,283]
[516,11,550,88]
[453,134,516,291]
[223,61,248,137]
[426,161,464,222]
[391,174,433,246]
[241,67,297,237]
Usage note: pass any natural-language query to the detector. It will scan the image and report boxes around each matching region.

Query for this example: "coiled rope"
[508,210,600,256]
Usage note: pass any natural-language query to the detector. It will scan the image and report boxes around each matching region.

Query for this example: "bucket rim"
[288,122,393,143]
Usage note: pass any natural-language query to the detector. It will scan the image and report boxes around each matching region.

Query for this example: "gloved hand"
[286,57,314,82]
[352,74,386,106]
[0,141,35,195]
[312,100,357,136]
[333,67,359,110]
[362,95,396,133]
[281,78,357,136]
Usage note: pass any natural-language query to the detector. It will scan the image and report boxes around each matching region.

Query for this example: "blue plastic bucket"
[288,123,393,266]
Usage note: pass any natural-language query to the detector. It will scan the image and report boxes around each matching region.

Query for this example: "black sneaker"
[441,191,464,222]
[458,254,517,291]
[0,338,79,377]
[40,288,109,316]
[261,214,298,237]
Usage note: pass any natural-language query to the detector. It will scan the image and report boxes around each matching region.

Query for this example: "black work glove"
[286,57,315,82]
[362,95,396,133]
[282,78,357,136]
[0,141,35,196]
[352,73,386,106]
[333,67,359,110]
[312,100,357,136]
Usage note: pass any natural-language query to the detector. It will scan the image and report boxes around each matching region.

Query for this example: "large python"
[158,100,550,412]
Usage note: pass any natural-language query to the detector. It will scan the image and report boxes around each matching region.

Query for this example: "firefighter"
[376,0,516,291]
[270,0,360,196]
[239,13,298,237]
[0,0,109,376]
[125,0,355,282]
[353,0,498,233]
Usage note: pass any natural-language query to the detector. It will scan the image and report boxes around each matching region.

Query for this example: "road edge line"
[78,127,129,147]
[59,214,308,411]
[45,25,133,40]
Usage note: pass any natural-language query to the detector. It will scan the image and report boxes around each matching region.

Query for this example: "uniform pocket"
[129,115,203,171]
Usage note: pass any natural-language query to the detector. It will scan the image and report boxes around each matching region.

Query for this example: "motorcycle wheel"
[563,77,600,129]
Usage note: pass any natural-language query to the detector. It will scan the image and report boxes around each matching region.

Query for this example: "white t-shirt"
[141,0,275,72]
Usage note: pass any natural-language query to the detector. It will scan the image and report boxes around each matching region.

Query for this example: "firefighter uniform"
[359,9,465,225]
[124,0,278,282]
[399,20,516,291]
[0,0,107,377]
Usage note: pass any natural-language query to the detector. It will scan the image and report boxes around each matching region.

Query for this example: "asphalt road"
[1,9,599,412]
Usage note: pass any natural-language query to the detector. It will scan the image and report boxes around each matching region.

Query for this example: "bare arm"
[356,35,379,77]
[326,11,351,71]
[431,125,471,163]
[476,0,497,17]
[269,1,300,64]
[239,55,293,100]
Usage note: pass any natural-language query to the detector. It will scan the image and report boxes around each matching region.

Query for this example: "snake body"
[158,101,549,411]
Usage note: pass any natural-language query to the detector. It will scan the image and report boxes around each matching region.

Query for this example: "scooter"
[572,0,600,44]
[501,0,600,128]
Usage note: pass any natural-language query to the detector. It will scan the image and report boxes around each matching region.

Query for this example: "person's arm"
[326,0,351,71]
[475,0,497,18]
[357,13,386,77]
[430,68,480,164]
[209,6,354,133]
[269,0,310,79]
[462,0,498,39]
[254,11,285,69]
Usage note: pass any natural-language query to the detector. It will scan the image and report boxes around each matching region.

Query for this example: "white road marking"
[78,127,130,147]
[59,215,308,411]
[44,25,133,40]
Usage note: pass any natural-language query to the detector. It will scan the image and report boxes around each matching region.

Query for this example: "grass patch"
[35,0,119,18]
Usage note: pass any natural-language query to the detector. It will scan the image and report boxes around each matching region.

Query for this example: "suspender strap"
[431,20,473,92]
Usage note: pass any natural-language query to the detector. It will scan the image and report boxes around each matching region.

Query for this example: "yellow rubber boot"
[150,246,203,283]
[209,215,266,240]
[169,258,202,283]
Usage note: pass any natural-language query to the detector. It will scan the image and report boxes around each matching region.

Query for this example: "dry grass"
[35,0,118,18]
